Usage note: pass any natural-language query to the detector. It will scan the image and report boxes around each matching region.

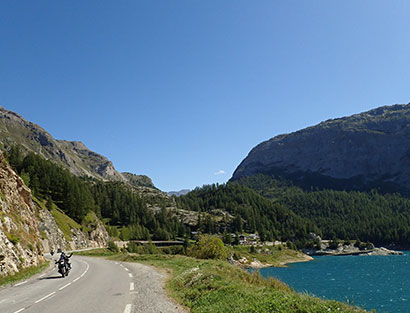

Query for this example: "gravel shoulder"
[125,261,188,313]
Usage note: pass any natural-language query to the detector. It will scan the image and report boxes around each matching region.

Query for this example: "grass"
[76,249,367,313]
[0,261,50,287]
[230,245,310,267]
[50,207,81,242]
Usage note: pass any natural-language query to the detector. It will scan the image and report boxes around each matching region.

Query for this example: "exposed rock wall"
[232,104,410,195]
[39,210,110,253]
[38,209,68,253]
[0,153,44,276]
[67,213,110,250]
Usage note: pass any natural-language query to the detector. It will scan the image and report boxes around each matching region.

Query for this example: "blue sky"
[1,1,410,191]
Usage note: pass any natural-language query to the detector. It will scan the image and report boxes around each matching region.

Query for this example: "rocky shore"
[304,242,403,257]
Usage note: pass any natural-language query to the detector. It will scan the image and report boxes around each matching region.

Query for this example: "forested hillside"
[5,146,188,241]
[237,174,410,246]
[175,183,319,245]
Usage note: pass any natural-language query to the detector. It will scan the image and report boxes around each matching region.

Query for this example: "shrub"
[188,235,228,260]
[108,240,119,253]
[7,233,19,245]
[127,241,159,254]
[328,238,340,250]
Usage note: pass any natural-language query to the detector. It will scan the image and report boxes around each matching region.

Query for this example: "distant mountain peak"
[167,189,191,197]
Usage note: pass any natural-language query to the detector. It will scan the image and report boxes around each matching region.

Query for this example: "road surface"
[0,256,186,313]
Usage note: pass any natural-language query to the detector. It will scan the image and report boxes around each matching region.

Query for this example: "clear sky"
[1,1,410,191]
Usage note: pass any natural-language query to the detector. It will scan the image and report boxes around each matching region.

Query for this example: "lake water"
[257,252,410,312]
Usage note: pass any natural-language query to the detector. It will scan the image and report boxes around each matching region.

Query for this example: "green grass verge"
[76,250,367,313]
[0,261,50,287]
[50,207,81,242]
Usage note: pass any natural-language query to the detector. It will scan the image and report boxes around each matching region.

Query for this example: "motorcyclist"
[57,251,73,270]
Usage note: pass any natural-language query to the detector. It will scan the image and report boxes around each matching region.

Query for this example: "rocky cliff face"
[0,153,44,276]
[232,103,410,195]
[122,172,156,188]
[39,209,110,253]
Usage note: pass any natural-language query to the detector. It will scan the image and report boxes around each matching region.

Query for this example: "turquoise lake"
[257,252,410,312]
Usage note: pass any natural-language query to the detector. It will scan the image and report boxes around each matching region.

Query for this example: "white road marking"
[72,277,80,283]
[120,264,124,267]
[115,262,119,265]
[130,282,134,291]
[128,273,133,278]
[14,281,27,287]
[13,308,25,313]
[59,283,71,290]
[124,304,132,313]
[124,268,129,272]
[35,292,55,303]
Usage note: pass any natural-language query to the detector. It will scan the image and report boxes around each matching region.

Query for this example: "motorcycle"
[56,259,69,278]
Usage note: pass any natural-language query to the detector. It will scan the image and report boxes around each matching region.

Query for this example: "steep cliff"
[38,209,110,253]
[232,103,410,195]
[0,153,44,276]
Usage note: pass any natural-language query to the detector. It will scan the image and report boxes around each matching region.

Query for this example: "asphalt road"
[0,256,186,313]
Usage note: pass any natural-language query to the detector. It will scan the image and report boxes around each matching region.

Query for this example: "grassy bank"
[76,249,367,313]
[0,261,50,287]
[230,245,313,267]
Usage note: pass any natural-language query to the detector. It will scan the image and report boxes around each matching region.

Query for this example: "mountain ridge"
[0,106,157,190]
[232,103,410,195]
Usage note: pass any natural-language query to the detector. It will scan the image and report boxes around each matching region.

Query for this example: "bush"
[108,241,119,253]
[127,241,159,254]
[162,245,185,255]
[188,235,228,260]
[328,238,340,250]
[7,233,19,245]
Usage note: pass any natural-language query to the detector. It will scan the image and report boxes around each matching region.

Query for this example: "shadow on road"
[39,275,63,280]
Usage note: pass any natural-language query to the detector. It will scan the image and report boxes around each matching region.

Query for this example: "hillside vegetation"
[238,174,410,245]
[5,146,188,241]
[175,183,318,247]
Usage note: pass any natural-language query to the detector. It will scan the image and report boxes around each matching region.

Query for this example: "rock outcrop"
[39,210,110,253]
[0,153,44,276]
[232,103,410,195]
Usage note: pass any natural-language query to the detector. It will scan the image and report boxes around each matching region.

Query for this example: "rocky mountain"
[232,103,410,195]
[168,189,191,197]
[0,106,167,199]
[122,172,156,188]
[0,106,125,182]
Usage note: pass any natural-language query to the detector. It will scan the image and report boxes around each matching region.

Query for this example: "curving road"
[0,256,186,313]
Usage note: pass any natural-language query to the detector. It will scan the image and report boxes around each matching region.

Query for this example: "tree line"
[175,183,319,246]
[5,146,188,241]
[237,174,410,246]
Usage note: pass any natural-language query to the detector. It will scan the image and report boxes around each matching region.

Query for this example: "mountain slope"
[0,106,125,182]
[232,103,410,195]
[0,106,170,204]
